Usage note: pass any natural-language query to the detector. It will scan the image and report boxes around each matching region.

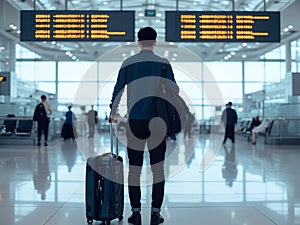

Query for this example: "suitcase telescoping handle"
[110,122,119,157]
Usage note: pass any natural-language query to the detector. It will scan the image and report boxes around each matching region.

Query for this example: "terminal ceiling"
[1,0,300,62]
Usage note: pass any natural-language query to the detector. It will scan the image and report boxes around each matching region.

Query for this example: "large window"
[58,62,94,81]
[16,61,55,81]
[205,62,242,82]
[16,44,41,59]
[13,41,294,119]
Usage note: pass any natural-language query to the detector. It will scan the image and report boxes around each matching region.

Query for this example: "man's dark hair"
[138,27,157,47]
[228,102,232,106]
[41,95,46,100]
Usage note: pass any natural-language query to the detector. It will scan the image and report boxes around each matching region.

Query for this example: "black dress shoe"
[128,212,141,225]
[150,213,164,225]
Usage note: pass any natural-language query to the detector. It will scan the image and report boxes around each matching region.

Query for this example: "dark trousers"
[127,119,166,212]
[223,125,235,143]
[37,121,49,142]
[88,123,95,138]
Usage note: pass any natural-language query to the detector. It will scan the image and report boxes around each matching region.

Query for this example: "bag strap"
[161,58,167,78]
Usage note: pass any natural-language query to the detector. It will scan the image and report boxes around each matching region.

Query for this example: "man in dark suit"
[221,102,238,144]
[110,27,178,225]
[33,95,52,146]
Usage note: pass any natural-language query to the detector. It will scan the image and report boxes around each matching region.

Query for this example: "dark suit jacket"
[111,50,178,120]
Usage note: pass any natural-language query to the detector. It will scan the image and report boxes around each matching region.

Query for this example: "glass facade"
[10,37,300,119]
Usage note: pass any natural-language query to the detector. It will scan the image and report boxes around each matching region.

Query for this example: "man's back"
[225,108,238,126]
[111,50,177,120]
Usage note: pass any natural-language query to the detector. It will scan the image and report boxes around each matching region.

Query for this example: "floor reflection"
[0,132,300,224]
[33,149,51,200]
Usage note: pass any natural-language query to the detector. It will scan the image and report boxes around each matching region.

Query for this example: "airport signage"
[166,11,280,42]
[20,10,135,41]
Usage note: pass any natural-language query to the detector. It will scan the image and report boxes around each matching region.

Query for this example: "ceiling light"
[230,51,236,55]
[138,13,144,17]
[227,54,232,58]
[169,42,175,46]
[288,25,294,29]
[102,1,108,5]
[224,56,229,60]
[173,53,178,57]
[126,42,131,45]
[122,53,126,57]
[17,30,21,34]
[172,58,176,61]
[219,49,224,52]
[72,56,77,60]
[242,43,247,47]
[0,47,5,50]
[283,27,289,32]
[242,55,247,58]
[51,41,56,45]
[193,2,198,5]
[9,24,17,30]
[156,13,162,17]
[156,19,161,23]
[139,19,144,22]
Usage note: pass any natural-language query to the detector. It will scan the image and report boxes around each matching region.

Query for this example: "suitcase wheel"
[87,218,93,224]
[104,220,111,225]
[118,216,123,221]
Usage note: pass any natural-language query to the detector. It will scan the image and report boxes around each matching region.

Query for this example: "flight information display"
[20,10,135,41]
[166,11,280,42]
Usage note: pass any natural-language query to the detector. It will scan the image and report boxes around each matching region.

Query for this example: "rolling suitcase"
[85,124,124,225]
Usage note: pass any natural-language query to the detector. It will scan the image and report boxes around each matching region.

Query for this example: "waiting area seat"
[0,117,34,145]
[265,118,300,145]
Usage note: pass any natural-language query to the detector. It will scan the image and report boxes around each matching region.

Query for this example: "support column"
[9,40,16,72]
[55,61,58,111]
[242,61,246,112]
[0,0,6,31]
[201,61,204,119]
[286,42,292,74]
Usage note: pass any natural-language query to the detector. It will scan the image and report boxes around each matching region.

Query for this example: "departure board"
[20,10,135,41]
[166,11,280,42]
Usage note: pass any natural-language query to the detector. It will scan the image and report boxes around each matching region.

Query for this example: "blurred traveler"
[221,102,238,144]
[252,118,269,145]
[33,95,52,146]
[87,105,98,138]
[61,105,77,140]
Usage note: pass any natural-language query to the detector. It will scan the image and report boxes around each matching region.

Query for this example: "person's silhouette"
[222,145,238,188]
[33,149,51,200]
[61,141,78,172]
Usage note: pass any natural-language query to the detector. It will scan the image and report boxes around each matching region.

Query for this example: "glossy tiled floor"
[1,131,300,225]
